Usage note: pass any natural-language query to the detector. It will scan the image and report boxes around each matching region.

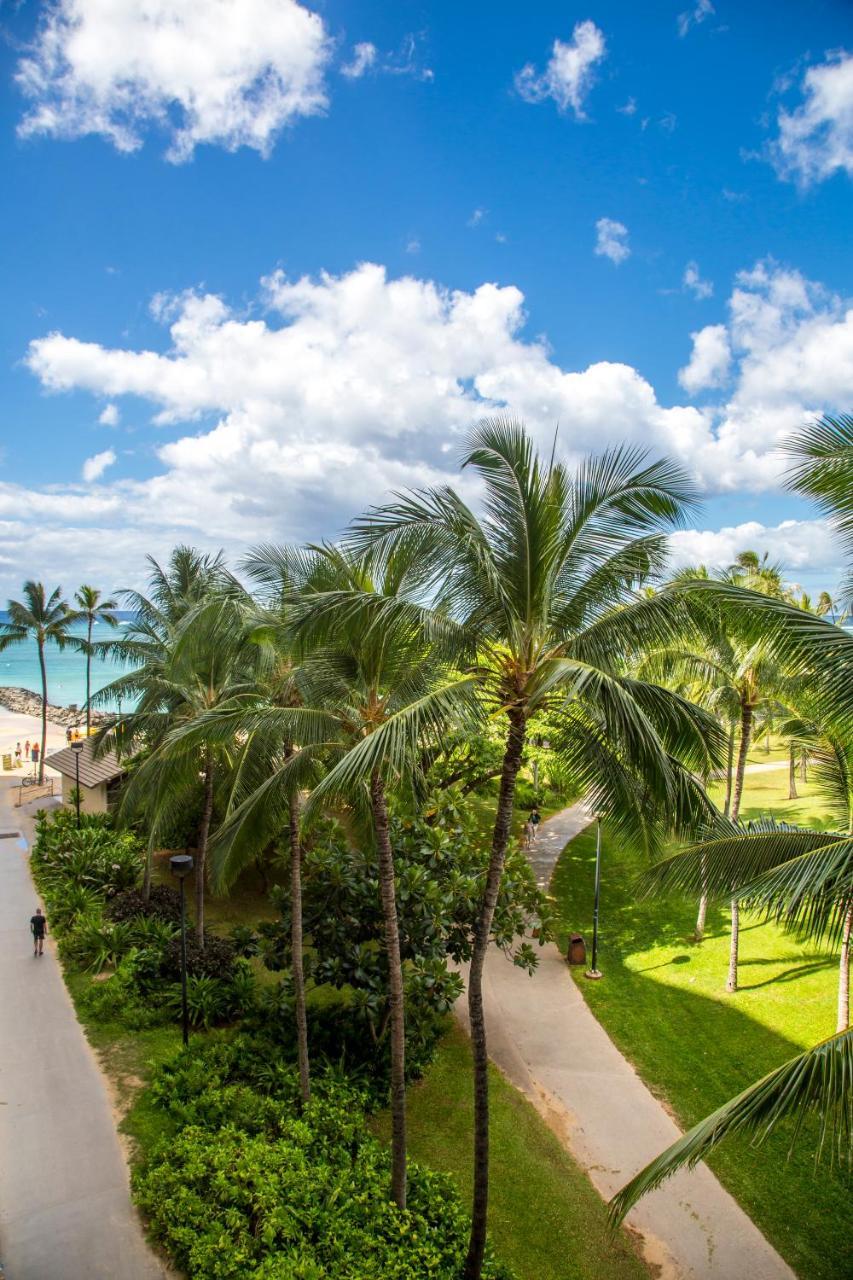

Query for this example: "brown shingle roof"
[45,740,124,788]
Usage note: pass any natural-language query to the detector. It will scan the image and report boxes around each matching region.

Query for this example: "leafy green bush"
[32,808,143,898]
[134,1037,514,1280]
[77,951,172,1029]
[159,930,236,983]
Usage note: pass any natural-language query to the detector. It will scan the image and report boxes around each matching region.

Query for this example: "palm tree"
[69,585,118,735]
[95,547,235,898]
[787,413,853,606]
[184,542,479,1209]
[0,582,71,782]
[116,590,258,944]
[350,419,725,1278]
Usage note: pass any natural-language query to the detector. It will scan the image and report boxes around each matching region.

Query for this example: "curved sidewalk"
[456,803,794,1280]
[0,781,169,1280]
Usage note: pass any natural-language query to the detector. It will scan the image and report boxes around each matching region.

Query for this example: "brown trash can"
[568,933,586,966]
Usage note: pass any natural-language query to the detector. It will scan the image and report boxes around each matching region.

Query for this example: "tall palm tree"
[0,582,71,782]
[95,547,235,898]
[182,542,479,1209]
[787,412,853,606]
[350,419,725,1278]
[69,584,118,735]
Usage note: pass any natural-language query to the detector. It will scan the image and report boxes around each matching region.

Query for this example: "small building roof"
[45,740,124,788]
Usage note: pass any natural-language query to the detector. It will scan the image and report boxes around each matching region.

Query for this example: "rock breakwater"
[0,687,112,728]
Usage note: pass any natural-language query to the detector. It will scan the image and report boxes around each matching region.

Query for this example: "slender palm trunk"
[838,901,853,1033]
[195,759,214,949]
[142,846,153,901]
[464,708,527,1280]
[37,637,47,785]
[788,746,798,800]
[370,769,407,1209]
[727,701,753,994]
[289,790,310,1104]
[85,616,93,736]
[723,723,735,818]
[695,853,708,942]
[800,752,808,783]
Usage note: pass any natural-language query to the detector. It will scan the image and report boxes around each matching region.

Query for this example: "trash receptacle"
[567,933,586,966]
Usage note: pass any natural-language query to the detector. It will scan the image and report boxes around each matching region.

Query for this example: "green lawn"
[375,1025,648,1280]
[548,767,852,1280]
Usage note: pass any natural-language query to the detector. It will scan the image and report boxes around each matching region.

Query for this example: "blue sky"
[0,0,852,597]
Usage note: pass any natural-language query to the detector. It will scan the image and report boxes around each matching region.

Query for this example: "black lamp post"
[70,738,83,828]
[170,853,194,1046]
[584,814,604,980]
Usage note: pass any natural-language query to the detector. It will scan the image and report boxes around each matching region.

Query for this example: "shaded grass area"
[549,766,853,1279]
[374,1024,648,1280]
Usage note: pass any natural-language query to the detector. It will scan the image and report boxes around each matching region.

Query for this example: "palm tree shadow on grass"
[548,831,850,1280]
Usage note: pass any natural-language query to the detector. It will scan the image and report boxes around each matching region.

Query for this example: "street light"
[70,738,84,828]
[584,814,604,981]
[170,853,194,1046]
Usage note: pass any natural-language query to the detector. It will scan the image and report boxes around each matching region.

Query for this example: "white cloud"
[468,208,486,227]
[405,237,421,255]
[616,97,637,116]
[81,448,116,482]
[677,1,715,38]
[683,261,714,300]
[8,255,853,596]
[769,50,853,186]
[671,517,841,583]
[98,402,120,426]
[340,42,377,79]
[594,218,630,265]
[679,324,731,392]
[15,0,332,162]
[515,20,606,118]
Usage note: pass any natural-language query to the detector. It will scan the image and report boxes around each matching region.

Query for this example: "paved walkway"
[0,780,169,1280]
[455,802,795,1280]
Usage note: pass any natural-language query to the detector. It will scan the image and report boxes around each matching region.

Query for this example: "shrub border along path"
[0,782,169,1280]
[454,801,794,1280]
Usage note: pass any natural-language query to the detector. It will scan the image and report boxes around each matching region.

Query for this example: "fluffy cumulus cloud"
[16,0,332,161]
[770,50,853,186]
[98,402,119,426]
[515,20,606,118]
[6,255,853,593]
[594,218,630,265]
[81,448,116,482]
[670,518,841,585]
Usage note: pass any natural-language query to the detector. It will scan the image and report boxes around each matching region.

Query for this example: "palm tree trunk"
[85,616,93,736]
[726,899,740,993]
[37,637,48,785]
[838,901,853,1033]
[695,853,708,942]
[729,701,753,824]
[464,708,527,1280]
[788,746,798,800]
[142,846,153,901]
[289,791,310,1104]
[727,701,753,994]
[723,724,735,818]
[195,760,214,949]
[370,769,407,1210]
[800,752,808,783]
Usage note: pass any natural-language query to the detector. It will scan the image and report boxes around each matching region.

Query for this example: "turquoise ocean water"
[0,614,134,711]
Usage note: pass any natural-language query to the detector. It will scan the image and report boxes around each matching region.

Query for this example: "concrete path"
[0,780,170,1280]
[456,803,795,1280]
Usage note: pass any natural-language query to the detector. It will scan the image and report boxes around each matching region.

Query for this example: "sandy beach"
[0,709,73,777]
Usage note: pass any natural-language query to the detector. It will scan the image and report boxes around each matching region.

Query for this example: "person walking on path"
[530,806,541,840]
[31,741,40,773]
[25,739,31,760]
[15,742,22,767]
[523,817,536,850]
[30,905,47,956]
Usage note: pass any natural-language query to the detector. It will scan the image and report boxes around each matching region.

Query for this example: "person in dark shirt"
[529,807,541,840]
[30,907,47,957]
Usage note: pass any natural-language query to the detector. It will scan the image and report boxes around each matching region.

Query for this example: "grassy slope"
[549,765,853,1280]
[375,1024,647,1280]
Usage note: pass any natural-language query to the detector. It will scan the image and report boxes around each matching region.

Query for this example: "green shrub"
[134,1039,514,1280]
[77,951,172,1029]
